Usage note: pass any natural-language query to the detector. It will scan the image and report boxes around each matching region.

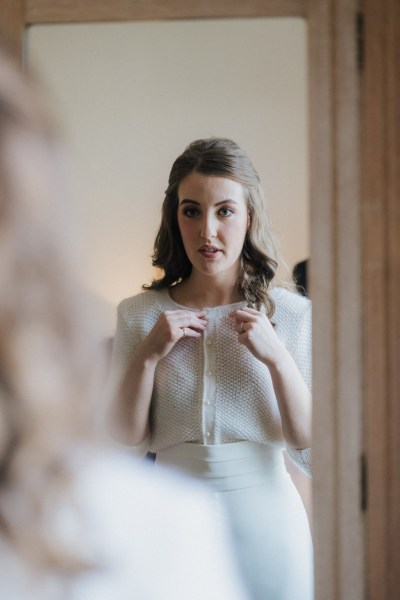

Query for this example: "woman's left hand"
[231,306,311,448]
[230,307,287,367]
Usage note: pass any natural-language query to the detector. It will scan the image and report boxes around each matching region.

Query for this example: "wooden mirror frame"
[2,1,400,598]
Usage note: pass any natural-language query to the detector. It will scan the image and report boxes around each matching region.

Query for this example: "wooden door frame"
[362,0,400,597]
[3,1,398,598]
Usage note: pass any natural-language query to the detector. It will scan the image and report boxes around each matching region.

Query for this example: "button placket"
[202,313,217,444]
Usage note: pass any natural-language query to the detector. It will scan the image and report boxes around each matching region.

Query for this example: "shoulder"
[271,285,311,321]
[270,286,311,347]
[117,289,168,326]
[118,289,162,313]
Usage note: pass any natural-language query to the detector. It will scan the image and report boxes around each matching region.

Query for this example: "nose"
[200,212,216,240]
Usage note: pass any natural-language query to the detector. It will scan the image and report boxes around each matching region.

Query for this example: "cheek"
[223,218,248,239]
[177,219,195,244]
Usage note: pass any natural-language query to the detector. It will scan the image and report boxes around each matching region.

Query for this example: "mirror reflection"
[108,136,313,598]
[27,18,312,599]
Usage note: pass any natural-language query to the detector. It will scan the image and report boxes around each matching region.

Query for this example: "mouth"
[199,245,222,258]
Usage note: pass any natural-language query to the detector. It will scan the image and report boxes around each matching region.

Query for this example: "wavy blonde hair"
[144,137,279,316]
[0,38,104,575]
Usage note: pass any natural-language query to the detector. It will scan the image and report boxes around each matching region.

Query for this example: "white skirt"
[156,441,313,600]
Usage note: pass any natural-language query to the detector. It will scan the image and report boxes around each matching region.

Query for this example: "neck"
[171,273,243,308]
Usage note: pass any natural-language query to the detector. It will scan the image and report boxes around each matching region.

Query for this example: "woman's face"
[177,172,249,283]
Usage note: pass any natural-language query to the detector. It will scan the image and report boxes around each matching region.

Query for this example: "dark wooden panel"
[386,0,400,595]
[363,0,400,597]
[25,0,306,24]
[0,0,24,53]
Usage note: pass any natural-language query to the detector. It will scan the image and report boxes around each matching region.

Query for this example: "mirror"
[27,17,309,337]
[9,0,369,592]
[26,16,312,583]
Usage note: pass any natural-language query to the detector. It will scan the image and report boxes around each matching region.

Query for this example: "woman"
[110,137,313,599]
[0,42,247,600]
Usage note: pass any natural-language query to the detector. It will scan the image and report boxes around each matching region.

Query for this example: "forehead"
[178,172,247,204]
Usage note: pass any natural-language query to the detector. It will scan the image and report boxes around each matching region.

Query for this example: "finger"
[236,320,246,334]
[228,309,243,327]
[228,310,246,332]
[165,311,208,330]
[229,308,258,323]
[174,311,208,324]
[230,310,255,332]
[180,322,207,334]
[184,317,208,332]
[179,326,202,339]
[164,309,207,321]
[235,307,260,317]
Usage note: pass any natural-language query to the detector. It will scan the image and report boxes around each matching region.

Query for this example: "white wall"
[27,18,308,337]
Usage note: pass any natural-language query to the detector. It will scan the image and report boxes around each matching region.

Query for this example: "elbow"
[108,398,149,447]
[283,425,311,450]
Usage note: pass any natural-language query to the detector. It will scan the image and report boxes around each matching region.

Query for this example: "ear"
[247,213,251,230]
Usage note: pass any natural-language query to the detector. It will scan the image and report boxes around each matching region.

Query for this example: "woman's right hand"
[139,309,207,363]
[113,309,206,446]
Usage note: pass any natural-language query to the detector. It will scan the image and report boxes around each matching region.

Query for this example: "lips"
[199,245,222,258]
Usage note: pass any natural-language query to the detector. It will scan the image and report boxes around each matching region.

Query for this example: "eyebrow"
[179,199,239,206]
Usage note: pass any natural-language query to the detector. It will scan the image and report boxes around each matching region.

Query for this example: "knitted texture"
[109,286,312,476]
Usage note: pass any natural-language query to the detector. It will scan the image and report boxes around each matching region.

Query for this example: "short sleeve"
[107,302,137,401]
[286,297,312,390]
[283,295,312,477]
[103,301,150,456]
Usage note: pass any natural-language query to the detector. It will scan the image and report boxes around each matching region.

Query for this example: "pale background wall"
[27,18,308,338]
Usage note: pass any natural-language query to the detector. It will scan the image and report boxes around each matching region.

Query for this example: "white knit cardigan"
[109,286,312,476]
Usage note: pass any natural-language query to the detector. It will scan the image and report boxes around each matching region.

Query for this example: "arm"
[108,304,207,447]
[266,341,311,449]
[113,345,157,447]
[230,305,311,450]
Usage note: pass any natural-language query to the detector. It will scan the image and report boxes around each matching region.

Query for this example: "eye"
[182,206,200,218]
[218,206,234,217]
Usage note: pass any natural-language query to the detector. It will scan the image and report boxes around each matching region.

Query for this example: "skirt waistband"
[155,441,287,492]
